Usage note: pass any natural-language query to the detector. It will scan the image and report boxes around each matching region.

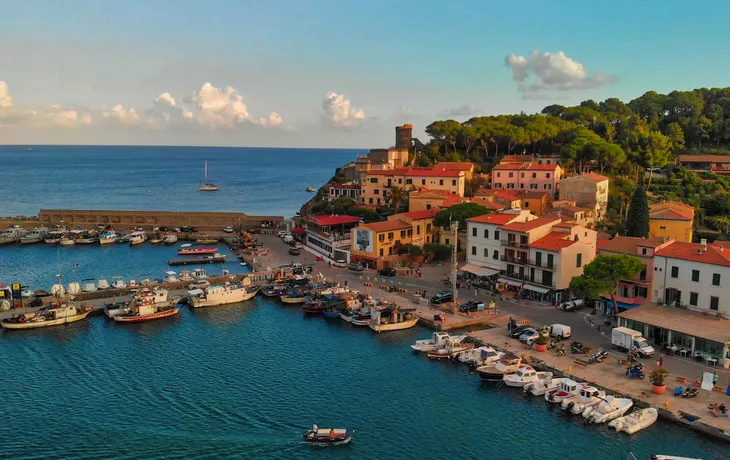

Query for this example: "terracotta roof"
[617,304,730,344]
[516,190,551,200]
[649,208,692,221]
[599,236,668,255]
[678,155,730,163]
[435,162,475,171]
[529,232,578,251]
[562,172,609,182]
[500,155,535,163]
[492,163,559,171]
[467,213,520,225]
[655,241,730,267]
[649,200,696,212]
[499,217,561,232]
[404,168,463,178]
[395,209,438,220]
[308,215,362,226]
[361,219,411,233]
[475,188,519,200]
[365,168,411,176]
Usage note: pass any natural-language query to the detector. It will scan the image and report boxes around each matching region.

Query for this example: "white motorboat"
[651,455,702,460]
[476,353,523,381]
[164,271,180,283]
[128,280,138,287]
[561,384,606,414]
[178,270,194,281]
[457,346,504,367]
[609,407,658,434]
[524,377,560,397]
[21,289,33,299]
[1,302,92,329]
[427,336,474,359]
[369,306,418,332]
[0,227,26,244]
[411,332,451,352]
[545,378,581,403]
[113,289,180,323]
[187,281,258,308]
[20,227,50,244]
[99,230,120,245]
[67,281,81,295]
[50,283,65,297]
[198,160,220,191]
[584,396,633,424]
[503,366,553,388]
[112,278,127,289]
[97,277,111,290]
[191,268,208,280]
[59,236,76,246]
[128,231,147,245]
[82,279,98,293]
[164,234,178,245]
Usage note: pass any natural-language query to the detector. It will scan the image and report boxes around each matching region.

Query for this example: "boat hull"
[1,311,91,329]
[113,307,180,322]
[281,296,306,304]
[190,289,258,308]
[369,317,419,332]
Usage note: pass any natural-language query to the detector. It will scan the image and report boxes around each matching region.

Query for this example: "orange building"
[361,166,466,206]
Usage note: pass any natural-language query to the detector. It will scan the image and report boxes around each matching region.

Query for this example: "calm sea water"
[0,145,361,218]
[0,147,726,459]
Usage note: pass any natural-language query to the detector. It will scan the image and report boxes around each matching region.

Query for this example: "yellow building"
[390,209,438,247]
[408,188,455,211]
[649,201,695,242]
[361,166,466,206]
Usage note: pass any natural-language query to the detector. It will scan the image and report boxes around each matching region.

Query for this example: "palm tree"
[387,186,407,212]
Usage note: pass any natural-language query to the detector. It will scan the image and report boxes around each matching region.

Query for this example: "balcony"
[501,255,527,265]
[500,240,529,249]
[503,271,556,288]
[525,259,555,271]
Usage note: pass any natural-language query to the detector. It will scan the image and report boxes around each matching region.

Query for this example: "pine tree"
[626,177,650,237]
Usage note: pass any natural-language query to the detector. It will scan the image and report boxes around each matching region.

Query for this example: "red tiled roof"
[308,215,362,226]
[404,168,462,177]
[435,162,474,171]
[500,155,535,163]
[411,187,454,197]
[492,163,559,171]
[678,155,730,163]
[599,236,668,255]
[396,209,439,220]
[529,232,577,251]
[475,188,519,200]
[362,219,411,233]
[655,241,730,267]
[649,208,692,221]
[562,172,609,182]
[649,201,696,213]
[499,217,561,232]
[365,168,410,176]
[467,213,520,225]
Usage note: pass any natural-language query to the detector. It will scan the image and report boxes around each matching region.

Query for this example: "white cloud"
[0,81,12,108]
[506,50,614,98]
[322,92,365,127]
[441,104,480,117]
[101,104,141,125]
[0,82,92,128]
[185,82,283,128]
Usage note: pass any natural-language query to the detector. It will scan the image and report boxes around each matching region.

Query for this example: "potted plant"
[534,329,549,352]
[650,367,670,395]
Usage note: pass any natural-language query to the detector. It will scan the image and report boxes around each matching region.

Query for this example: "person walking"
[713,371,719,387]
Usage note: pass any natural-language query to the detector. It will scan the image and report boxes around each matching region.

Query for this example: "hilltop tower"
[395,124,413,150]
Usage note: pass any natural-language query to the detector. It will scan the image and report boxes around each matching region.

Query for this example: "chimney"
[701,238,707,251]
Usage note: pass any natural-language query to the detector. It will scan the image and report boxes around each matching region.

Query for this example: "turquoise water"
[1,299,726,459]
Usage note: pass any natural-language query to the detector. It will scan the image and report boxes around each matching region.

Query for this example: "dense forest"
[419,87,730,177]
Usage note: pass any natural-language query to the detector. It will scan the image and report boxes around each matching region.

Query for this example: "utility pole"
[450,219,458,307]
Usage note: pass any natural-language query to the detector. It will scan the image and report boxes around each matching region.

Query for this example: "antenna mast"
[450,219,458,306]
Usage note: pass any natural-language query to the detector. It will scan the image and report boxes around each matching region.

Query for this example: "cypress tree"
[626,177,650,237]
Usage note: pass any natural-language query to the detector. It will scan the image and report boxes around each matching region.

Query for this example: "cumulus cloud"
[0,82,92,128]
[506,50,614,98]
[322,92,365,127]
[101,104,141,125]
[0,81,12,108]
[441,104,480,117]
[184,82,283,128]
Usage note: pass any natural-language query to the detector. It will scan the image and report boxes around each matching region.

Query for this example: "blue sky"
[1,0,729,147]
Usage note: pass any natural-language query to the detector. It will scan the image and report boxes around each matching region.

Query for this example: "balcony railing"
[501,255,527,265]
[503,271,556,288]
[525,259,555,271]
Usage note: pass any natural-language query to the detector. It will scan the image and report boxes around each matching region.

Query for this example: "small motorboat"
[457,346,504,367]
[651,455,702,460]
[609,407,658,434]
[503,366,553,388]
[427,335,474,360]
[584,396,633,424]
[411,332,451,352]
[164,234,178,245]
[97,277,111,290]
[164,271,180,283]
[305,186,316,192]
[21,289,33,299]
[562,384,606,414]
[178,247,217,255]
[323,306,342,318]
[81,279,98,293]
[524,377,559,397]
[196,238,218,244]
[112,277,127,289]
[350,314,372,326]
[302,428,353,445]
[544,378,580,403]
[476,353,522,381]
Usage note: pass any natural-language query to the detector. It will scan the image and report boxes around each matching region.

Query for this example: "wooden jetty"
[168,256,227,266]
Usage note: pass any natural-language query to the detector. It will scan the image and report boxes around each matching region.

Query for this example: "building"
[558,173,609,220]
[435,162,476,179]
[350,219,413,269]
[395,124,413,150]
[594,236,674,313]
[500,155,535,164]
[361,167,466,206]
[490,162,561,193]
[326,183,361,202]
[305,215,362,262]
[535,154,561,165]
[649,201,695,243]
[543,203,596,228]
[408,188,459,211]
[678,154,730,174]
[463,210,534,278]
[389,209,438,247]
[474,189,522,210]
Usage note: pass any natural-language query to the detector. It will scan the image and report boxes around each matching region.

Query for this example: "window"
[484,248,488,257]
[544,184,551,189]
[376,198,381,205]
[368,198,373,204]
[547,254,554,268]
[378,234,384,242]
[634,286,648,298]
[421,179,426,185]
[524,201,530,208]
[379,248,384,256]
[494,230,500,240]
[691,269,699,282]
[398,178,402,184]
[659,226,666,230]
[444,238,450,246]
[536,252,542,266]
[374,189,379,195]
[576,253,582,268]
[670,266,678,278]
[507,183,515,189]
[520,183,525,189]
[484,229,489,238]
[493,250,498,259]
[426,224,432,232]
[370,178,378,183]
[387,232,394,239]
[712,273,721,286]
[387,179,392,186]
[689,292,698,306]
[508,172,514,178]
[641,248,647,255]
[532,172,536,178]
[406,179,412,185]
[520,173,525,178]
[497,172,501,178]
[452,180,456,186]
[400,230,406,238]
[546,173,551,179]
[471,246,476,255]
[437,179,443,186]
[472,227,477,237]
[710,296,719,311]
[426,204,432,210]
[416,225,421,235]
[530,184,537,189]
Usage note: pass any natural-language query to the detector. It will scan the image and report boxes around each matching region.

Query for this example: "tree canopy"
[434,202,490,230]
[569,254,645,314]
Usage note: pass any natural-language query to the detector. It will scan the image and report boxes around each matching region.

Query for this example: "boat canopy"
[187,289,205,296]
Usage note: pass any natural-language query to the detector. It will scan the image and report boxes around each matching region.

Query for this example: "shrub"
[649,367,669,386]
[424,243,451,261]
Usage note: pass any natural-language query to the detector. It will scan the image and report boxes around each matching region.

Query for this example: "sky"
[1,0,730,148]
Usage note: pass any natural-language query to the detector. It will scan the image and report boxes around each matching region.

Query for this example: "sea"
[0,146,726,459]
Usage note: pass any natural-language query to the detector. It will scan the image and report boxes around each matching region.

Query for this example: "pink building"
[491,163,562,193]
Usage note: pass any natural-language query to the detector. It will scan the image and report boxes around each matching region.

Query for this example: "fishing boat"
[427,336,474,360]
[562,384,606,414]
[476,353,523,381]
[412,332,452,352]
[20,227,50,244]
[584,396,633,424]
[99,230,120,245]
[191,268,209,279]
[503,366,553,388]
[609,408,658,434]
[198,160,219,191]
[457,346,504,367]
[523,377,560,397]
[1,301,93,329]
[302,428,354,445]
[369,306,418,332]
[351,314,372,326]
[545,378,581,403]
[0,227,26,244]
[164,234,178,245]
[104,288,170,318]
[323,305,343,318]
[128,231,147,245]
[44,230,65,244]
[178,247,217,255]
[186,281,258,308]
[113,289,180,322]
[75,232,99,244]
[302,296,326,312]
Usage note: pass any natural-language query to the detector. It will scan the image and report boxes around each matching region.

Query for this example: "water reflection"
[0,319,90,345]
[188,302,255,328]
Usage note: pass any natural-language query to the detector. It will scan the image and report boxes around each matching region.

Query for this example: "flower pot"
[534,343,547,352]
[652,384,666,395]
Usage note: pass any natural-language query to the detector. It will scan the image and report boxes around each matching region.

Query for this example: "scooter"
[589,348,608,364]
[571,341,586,354]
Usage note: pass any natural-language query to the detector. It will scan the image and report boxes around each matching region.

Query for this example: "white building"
[462,210,534,277]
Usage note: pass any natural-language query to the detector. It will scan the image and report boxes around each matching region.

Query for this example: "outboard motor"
[566,401,575,412]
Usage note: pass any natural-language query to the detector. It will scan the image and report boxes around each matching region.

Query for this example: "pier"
[168,256,228,266]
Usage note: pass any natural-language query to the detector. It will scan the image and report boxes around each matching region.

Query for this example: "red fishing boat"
[113,289,180,323]
[178,247,217,255]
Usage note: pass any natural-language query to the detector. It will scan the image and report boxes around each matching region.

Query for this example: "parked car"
[223,226,234,233]
[430,291,453,304]
[288,248,300,256]
[158,226,169,232]
[560,299,585,311]
[519,329,540,343]
[333,259,347,268]
[180,226,192,233]
[189,227,198,233]
[378,267,396,276]
[277,231,287,238]
[459,299,484,313]
[188,280,211,290]
[549,324,572,339]
[349,262,364,271]
[508,324,534,339]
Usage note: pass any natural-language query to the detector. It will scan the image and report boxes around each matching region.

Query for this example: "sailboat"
[198,161,219,191]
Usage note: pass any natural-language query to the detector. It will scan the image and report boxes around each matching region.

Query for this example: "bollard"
[567,366,572,373]
[664,401,669,407]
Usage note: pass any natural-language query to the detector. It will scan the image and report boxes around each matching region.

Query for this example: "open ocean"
[0,146,726,459]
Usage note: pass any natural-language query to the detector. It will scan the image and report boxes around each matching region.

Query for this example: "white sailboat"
[198,160,219,191]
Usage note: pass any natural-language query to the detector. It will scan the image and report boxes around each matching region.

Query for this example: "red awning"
[291,228,306,235]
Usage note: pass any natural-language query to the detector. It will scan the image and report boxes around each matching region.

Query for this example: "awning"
[524,284,551,294]
[291,228,306,235]
[497,277,522,287]
[606,300,641,310]
[460,264,499,277]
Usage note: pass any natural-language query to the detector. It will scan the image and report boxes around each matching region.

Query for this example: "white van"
[549,324,572,340]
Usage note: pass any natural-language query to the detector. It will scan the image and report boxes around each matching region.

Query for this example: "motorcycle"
[588,348,608,364]
[570,341,586,354]
[555,343,566,356]
[626,362,645,379]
